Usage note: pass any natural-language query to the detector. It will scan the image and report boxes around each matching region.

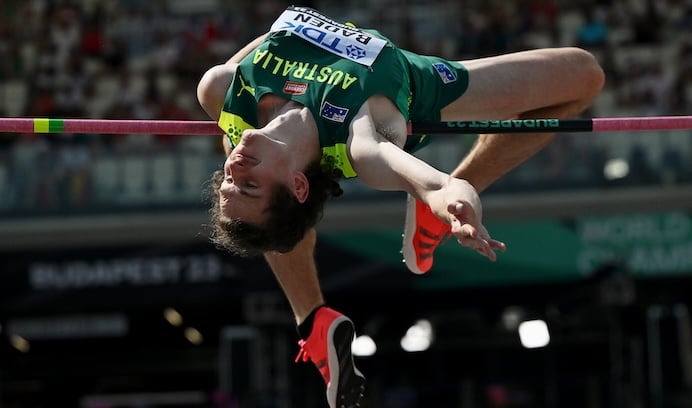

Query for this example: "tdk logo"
[270,7,387,67]
[278,21,367,58]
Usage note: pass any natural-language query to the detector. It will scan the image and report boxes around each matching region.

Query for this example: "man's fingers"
[457,236,497,261]
[449,201,505,261]
[489,239,507,252]
[482,245,497,262]
[457,223,477,239]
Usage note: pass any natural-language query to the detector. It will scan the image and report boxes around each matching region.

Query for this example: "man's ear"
[292,171,309,203]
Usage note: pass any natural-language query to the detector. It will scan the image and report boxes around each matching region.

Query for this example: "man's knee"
[564,47,606,99]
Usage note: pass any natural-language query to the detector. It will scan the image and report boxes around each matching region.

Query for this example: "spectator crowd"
[0,0,690,214]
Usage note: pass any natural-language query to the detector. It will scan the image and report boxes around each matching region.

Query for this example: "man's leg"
[403,47,605,274]
[445,47,605,189]
[263,228,325,324]
[265,230,365,408]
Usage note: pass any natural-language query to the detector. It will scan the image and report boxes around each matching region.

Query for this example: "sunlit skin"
[219,131,282,225]
[218,100,319,225]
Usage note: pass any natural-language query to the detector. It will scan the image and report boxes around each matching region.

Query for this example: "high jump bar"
[0,116,690,135]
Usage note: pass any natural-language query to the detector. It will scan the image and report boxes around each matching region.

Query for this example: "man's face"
[218,129,293,225]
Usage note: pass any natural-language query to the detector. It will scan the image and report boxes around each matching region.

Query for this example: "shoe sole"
[402,195,426,274]
[327,317,366,408]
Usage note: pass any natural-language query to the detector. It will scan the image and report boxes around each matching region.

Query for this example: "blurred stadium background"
[0,0,691,407]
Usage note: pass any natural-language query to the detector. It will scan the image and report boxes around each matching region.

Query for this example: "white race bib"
[270,6,387,67]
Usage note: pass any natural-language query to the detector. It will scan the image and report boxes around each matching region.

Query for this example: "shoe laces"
[295,339,309,363]
[295,339,330,383]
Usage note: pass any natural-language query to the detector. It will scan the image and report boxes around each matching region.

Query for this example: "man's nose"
[224,156,233,175]
[230,155,246,167]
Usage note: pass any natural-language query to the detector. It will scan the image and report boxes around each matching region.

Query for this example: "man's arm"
[197,33,269,122]
[347,104,505,260]
[226,33,268,64]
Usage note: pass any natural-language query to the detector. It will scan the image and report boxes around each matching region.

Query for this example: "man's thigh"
[441,47,597,121]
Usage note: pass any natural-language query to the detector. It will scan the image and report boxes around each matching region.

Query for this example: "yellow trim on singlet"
[322,144,357,178]
[218,111,254,147]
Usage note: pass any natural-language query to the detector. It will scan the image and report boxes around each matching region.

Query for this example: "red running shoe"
[401,194,451,274]
[295,307,365,408]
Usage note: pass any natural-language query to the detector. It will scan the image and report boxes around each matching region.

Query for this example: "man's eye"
[245,182,258,189]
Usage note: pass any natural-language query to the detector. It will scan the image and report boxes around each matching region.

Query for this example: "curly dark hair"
[205,160,343,257]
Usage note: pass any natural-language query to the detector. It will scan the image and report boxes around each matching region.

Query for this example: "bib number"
[270,6,386,67]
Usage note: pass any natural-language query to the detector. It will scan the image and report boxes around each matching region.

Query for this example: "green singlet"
[219,13,468,178]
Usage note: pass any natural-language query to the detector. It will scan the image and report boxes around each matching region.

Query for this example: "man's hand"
[430,178,506,261]
[448,201,506,261]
